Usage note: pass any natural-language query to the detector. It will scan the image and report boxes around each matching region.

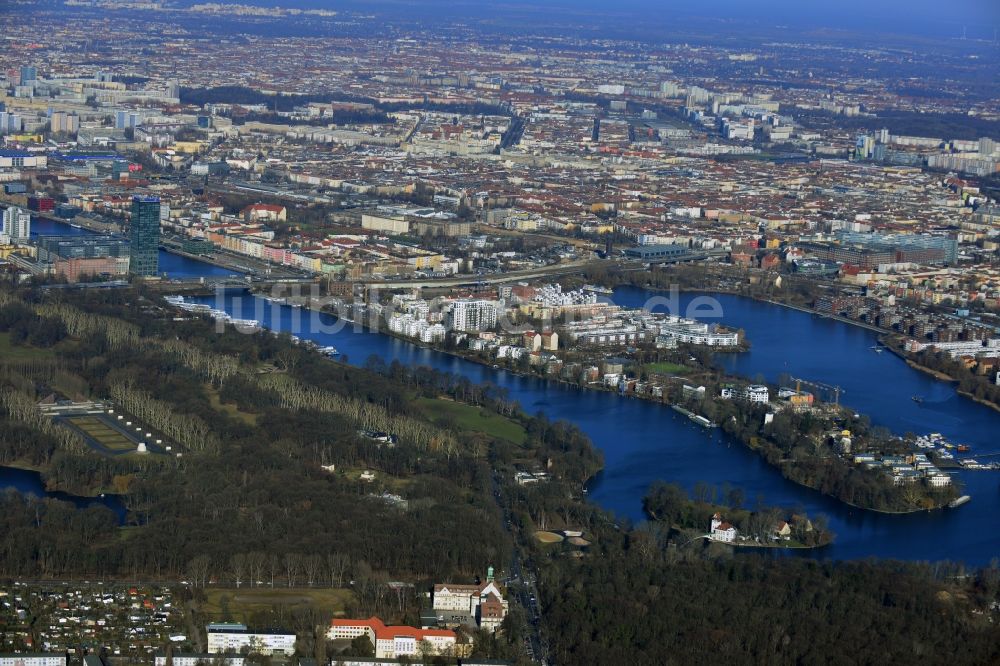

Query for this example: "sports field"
[202,587,353,623]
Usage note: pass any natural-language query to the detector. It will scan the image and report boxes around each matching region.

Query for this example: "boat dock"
[672,405,717,428]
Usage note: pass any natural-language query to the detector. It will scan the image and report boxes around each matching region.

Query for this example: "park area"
[645,361,691,375]
[415,397,526,445]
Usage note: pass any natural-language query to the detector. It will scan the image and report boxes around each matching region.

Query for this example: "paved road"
[491,471,549,665]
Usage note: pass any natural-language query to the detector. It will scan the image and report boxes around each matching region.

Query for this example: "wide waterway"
[194,287,1000,566]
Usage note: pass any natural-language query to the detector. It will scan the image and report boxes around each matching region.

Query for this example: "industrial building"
[623,244,690,262]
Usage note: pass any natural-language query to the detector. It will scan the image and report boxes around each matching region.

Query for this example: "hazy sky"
[183,0,1000,39]
[491,0,1000,29]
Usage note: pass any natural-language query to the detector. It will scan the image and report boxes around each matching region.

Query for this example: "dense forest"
[0,287,589,618]
[0,285,998,664]
[539,542,1000,665]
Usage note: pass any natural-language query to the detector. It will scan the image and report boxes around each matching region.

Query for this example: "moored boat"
[948,495,971,508]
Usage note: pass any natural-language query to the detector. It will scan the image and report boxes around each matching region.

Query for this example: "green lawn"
[415,397,527,445]
[646,362,691,375]
[0,332,55,360]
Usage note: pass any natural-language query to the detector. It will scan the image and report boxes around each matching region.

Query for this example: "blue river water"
[0,466,126,522]
[13,217,1000,565]
[193,288,1000,566]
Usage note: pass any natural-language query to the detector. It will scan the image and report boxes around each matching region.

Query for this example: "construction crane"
[779,373,844,406]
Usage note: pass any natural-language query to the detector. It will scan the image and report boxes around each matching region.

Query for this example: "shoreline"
[904,358,957,383]
[0,460,115,499]
[837,495,942,515]
[957,389,1000,414]
[627,280,891,336]
[883,340,1000,414]
[729,540,832,550]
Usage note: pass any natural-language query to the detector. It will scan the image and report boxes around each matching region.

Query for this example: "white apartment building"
[155,655,245,666]
[928,474,953,488]
[2,206,31,241]
[361,213,410,234]
[656,316,739,346]
[450,299,498,332]
[206,624,295,657]
[743,385,770,404]
[0,655,67,666]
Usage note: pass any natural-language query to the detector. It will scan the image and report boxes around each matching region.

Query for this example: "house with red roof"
[710,512,738,543]
[327,617,459,659]
[243,203,286,223]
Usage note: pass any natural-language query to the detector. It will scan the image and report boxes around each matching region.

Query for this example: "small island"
[675,380,962,513]
[643,481,835,550]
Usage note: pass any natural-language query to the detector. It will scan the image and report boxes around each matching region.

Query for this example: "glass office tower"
[129,195,160,276]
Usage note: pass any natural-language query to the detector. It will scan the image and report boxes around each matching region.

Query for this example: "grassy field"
[202,587,353,623]
[205,384,259,425]
[646,362,691,375]
[534,531,564,544]
[66,416,137,452]
[415,397,526,445]
[0,332,55,361]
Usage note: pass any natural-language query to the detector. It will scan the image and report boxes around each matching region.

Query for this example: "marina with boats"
[913,432,999,470]
[163,294,260,330]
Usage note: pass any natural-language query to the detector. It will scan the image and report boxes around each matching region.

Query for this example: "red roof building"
[328,617,459,659]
